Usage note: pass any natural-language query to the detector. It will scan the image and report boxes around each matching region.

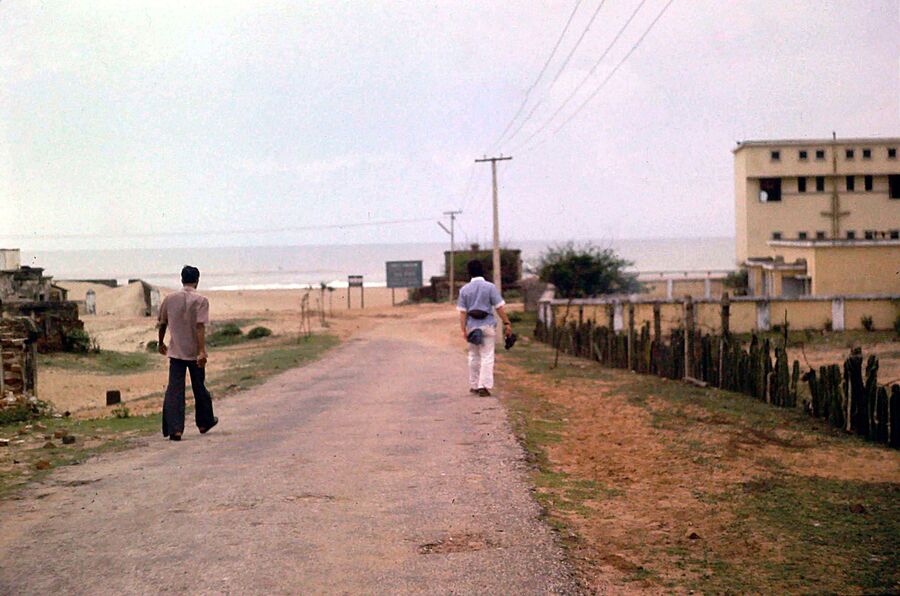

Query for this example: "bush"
[216,323,243,337]
[146,340,159,353]
[861,315,874,332]
[64,329,92,353]
[207,323,245,347]
[508,311,523,323]
[0,398,53,426]
[247,326,273,340]
[111,405,130,419]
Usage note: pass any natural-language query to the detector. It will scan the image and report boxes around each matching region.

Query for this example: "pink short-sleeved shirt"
[159,286,210,361]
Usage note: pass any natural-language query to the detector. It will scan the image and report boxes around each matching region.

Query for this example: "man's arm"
[496,305,513,337]
[157,324,168,356]
[196,323,207,368]
[459,311,468,341]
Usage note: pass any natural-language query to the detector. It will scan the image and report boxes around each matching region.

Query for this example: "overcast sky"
[1,0,898,250]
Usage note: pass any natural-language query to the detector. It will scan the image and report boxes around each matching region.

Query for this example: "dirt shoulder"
[495,314,900,594]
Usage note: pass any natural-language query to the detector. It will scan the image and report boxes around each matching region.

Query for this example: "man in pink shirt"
[158,265,217,441]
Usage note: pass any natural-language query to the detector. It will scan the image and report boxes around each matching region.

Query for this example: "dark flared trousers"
[162,358,215,437]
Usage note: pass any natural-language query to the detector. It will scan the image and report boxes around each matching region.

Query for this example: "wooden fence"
[534,296,899,449]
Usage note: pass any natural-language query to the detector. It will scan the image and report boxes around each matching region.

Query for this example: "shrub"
[111,405,130,419]
[64,329,92,353]
[508,311,523,323]
[146,340,159,353]
[216,323,243,336]
[861,315,874,332]
[247,326,272,340]
[207,323,245,347]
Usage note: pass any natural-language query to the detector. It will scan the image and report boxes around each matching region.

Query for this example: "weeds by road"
[497,313,899,594]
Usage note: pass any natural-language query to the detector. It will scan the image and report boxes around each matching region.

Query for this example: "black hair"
[467,259,484,278]
[181,265,200,285]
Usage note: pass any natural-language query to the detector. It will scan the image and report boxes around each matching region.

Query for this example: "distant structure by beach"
[734,138,900,297]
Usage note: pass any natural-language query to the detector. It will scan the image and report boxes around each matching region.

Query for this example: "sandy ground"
[39,286,415,415]
[0,308,580,595]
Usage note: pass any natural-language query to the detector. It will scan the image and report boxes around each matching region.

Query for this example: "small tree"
[536,243,641,367]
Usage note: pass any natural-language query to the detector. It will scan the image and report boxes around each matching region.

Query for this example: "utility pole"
[475,155,512,294]
[438,210,462,302]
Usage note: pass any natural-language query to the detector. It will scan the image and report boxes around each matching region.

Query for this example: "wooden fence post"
[683,296,694,380]
[627,303,635,371]
[720,292,730,338]
[653,303,662,341]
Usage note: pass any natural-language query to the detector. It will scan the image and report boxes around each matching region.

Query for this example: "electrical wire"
[511,0,652,153]
[0,216,439,241]
[501,0,609,148]
[487,0,584,151]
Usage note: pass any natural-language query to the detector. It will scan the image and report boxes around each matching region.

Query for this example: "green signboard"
[385,260,423,288]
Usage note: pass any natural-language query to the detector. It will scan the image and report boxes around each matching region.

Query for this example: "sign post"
[385,261,423,306]
[348,275,364,310]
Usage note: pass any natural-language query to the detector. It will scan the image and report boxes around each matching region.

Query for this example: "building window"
[890,175,900,199]
[890,230,899,240]
[864,175,873,191]
[889,148,897,159]
[772,232,782,240]
[797,177,807,193]
[799,150,808,160]
[862,148,871,159]
[759,178,782,202]
[846,231,856,240]
[846,176,855,191]
[815,176,825,192]
[815,149,825,160]
[798,232,808,240]
[816,231,826,240]
[770,150,780,161]
[864,230,876,240]
[845,149,855,159]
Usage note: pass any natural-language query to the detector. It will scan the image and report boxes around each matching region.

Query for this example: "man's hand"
[197,352,208,369]
[503,322,513,338]
[158,342,168,356]
[461,329,469,342]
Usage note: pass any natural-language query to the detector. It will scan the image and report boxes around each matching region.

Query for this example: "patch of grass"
[734,328,896,350]
[700,474,900,594]
[0,413,159,499]
[39,350,157,375]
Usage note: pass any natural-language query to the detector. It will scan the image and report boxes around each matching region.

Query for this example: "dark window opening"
[862,148,871,159]
[798,232,808,240]
[759,178,782,202]
[772,232,782,240]
[816,231,826,240]
[797,177,807,193]
[770,150,780,161]
[889,148,897,159]
[846,231,856,240]
[799,150,808,160]
[864,175,874,191]
[815,149,825,160]
[845,149,855,159]
[846,176,855,191]
[890,230,899,240]
[890,175,900,199]
[815,176,825,192]
[864,230,876,240]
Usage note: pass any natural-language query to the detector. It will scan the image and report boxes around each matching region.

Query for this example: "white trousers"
[468,325,496,390]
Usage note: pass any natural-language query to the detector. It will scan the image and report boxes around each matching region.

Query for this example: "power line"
[501,0,609,148]
[0,216,438,241]
[512,0,651,153]
[488,0,584,150]
[523,0,677,152]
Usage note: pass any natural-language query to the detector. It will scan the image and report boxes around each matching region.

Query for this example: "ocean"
[21,237,736,290]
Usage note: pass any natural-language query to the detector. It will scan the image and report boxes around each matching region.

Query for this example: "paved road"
[0,312,579,595]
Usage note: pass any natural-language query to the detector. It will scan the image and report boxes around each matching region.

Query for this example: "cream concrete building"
[734,137,900,297]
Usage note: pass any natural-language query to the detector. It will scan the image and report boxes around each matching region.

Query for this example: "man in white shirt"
[456,260,513,396]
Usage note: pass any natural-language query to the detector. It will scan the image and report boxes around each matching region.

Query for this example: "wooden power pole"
[475,155,512,294]
[438,210,462,302]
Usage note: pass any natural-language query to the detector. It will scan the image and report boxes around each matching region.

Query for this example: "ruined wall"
[1,317,38,401]
[1,302,84,352]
